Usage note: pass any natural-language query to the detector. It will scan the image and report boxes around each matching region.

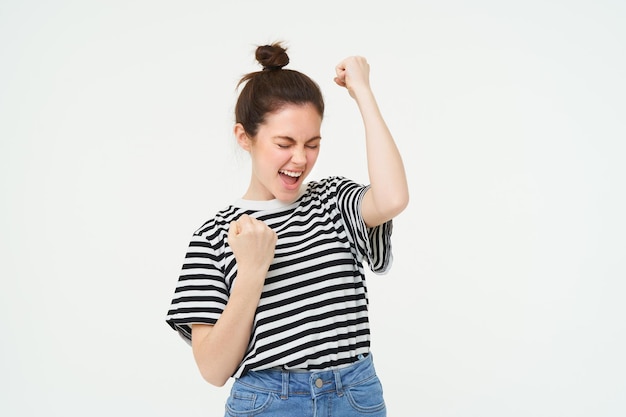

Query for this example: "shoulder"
[192,205,242,241]
[307,176,363,195]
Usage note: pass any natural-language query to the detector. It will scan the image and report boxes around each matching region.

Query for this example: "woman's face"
[236,103,322,203]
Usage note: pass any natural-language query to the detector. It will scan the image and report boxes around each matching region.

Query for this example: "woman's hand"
[334,56,371,99]
[228,214,277,281]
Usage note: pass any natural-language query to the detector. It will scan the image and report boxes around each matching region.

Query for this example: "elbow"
[365,187,409,227]
[192,346,233,387]
[386,190,409,219]
[199,367,231,387]
[395,191,410,215]
[205,375,230,388]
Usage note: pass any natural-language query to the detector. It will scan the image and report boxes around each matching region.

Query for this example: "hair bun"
[256,43,289,71]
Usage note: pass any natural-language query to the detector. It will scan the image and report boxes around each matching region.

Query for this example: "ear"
[234,123,252,151]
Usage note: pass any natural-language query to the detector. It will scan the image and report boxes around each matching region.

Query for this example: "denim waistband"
[234,354,377,399]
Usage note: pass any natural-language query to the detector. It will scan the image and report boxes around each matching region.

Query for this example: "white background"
[2,1,625,416]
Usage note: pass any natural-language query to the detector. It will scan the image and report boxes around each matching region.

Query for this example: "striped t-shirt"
[165,176,393,378]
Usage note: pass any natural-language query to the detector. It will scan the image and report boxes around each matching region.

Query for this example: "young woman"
[166,42,408,417]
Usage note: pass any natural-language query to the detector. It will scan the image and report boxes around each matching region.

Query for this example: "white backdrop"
[2,1,625,416]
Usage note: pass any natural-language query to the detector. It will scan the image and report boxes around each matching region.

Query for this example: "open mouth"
[279,169,302,186]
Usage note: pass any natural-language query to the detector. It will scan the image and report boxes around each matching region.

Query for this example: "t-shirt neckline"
[233,183,310,211]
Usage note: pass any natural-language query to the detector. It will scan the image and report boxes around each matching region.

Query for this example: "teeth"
[279,170,302,178]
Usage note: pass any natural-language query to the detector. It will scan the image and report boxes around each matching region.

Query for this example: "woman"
[166,42,408,417]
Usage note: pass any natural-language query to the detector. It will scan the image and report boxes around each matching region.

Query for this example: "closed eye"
[274,136,321,149]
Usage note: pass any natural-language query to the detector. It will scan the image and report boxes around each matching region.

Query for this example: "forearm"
[192,274,263,386]
[354,87,409,225]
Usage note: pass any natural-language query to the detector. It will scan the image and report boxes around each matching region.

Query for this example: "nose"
[291,147,306,165]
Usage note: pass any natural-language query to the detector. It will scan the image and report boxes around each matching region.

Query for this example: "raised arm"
[334,56,409,227]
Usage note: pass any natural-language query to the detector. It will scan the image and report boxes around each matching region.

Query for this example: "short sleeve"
[165,228,229,344]
[333,177,394,274]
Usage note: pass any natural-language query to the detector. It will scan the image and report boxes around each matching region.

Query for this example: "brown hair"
[235,42,325,137]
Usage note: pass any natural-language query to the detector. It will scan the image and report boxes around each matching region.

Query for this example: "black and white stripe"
[166,176,393,378]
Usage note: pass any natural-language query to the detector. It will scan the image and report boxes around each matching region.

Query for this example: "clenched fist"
[227,214,277,281]
[334,55,371,99]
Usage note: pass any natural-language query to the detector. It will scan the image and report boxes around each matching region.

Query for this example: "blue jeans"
[224,354,386,417]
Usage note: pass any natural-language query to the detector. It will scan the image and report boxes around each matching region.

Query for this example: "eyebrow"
[273,136,322,142]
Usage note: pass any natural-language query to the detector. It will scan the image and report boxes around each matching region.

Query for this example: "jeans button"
[315,378,323,388]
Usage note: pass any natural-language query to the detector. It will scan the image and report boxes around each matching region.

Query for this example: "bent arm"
[191,215,276,386]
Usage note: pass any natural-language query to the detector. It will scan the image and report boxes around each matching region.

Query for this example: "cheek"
[307,149,320,165]
[256,146,286,165]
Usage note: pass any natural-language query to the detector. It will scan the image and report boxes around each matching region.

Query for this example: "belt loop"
[333,370,344,397]
[281,370,289,400]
